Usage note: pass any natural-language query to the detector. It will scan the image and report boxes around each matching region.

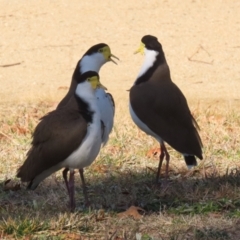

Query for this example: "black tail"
[27,180,39,190]
[184,155,197,169]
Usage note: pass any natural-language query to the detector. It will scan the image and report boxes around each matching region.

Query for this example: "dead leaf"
[117,206,145,220]
[96,209,106,221]
[107,146,120,154]
[16,125,28,135]
[146,147,161,158]
[91,164,108,173]
[207,212,222,218]
[23,236,31,240]
[0,132,8,141]
[9,124,29,135]
[207,115,226,125]
[3,179,21,191]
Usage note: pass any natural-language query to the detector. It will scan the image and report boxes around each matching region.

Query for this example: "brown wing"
[130,81,203,159]
[17,106,87,182]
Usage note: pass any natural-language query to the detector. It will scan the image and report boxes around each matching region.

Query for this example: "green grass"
[0,102,240,239]
[1,218,49,237]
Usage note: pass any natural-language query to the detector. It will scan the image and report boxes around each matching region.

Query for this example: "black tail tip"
[184,155,197,169]
[27,180,38,190]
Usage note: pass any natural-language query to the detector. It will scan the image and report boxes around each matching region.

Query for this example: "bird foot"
[154,177,171,191]
[69,201,76,213]
[160,178,171,191]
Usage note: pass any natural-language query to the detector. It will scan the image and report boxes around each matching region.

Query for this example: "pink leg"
[68,170,76,212]
[164,146,170,179]
[156,144,165,183]
[156,143,170,183]
[62,168,70,195]
[79,169,90,206]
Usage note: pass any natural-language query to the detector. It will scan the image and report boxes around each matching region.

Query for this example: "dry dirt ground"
[0,0,240,110]
[0,0,240,239]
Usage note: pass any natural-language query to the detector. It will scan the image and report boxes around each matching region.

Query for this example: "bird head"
[135,35,162,55]
[79,43,119,73]
[77,71,107,90]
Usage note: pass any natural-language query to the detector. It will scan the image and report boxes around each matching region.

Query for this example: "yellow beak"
[97,82,107,90]
[134,42,145,55]
[110,53,119,65]
[90,76,108,90]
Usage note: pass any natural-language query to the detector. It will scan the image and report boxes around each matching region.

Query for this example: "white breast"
[63,82,103,169]
[63,116,102,169]
[129,103,163,144]
[95,88,115,146]
[135,49,159,81]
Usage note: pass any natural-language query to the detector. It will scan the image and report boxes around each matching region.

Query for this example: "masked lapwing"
[57,43,118,145]
[17,71,107,211]
[129,35,203,182]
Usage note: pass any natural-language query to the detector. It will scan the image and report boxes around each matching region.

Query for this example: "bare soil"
[0,0,239,110]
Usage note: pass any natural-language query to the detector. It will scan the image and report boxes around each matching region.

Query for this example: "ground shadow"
[1,165,240,239]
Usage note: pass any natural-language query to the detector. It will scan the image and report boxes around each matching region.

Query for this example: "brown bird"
[56,43,117,210]
[57,43,118,146]
[17,71,107,211]
[129,35,203,182]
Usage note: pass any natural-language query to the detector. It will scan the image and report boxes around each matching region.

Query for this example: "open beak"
[110,54,119,65]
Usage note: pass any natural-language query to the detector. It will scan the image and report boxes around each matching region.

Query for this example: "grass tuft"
[1,102,240,239]
[0,217,49,237]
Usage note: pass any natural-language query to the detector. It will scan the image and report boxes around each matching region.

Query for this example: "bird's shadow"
[1,165,240,217]
[1,165,240,239]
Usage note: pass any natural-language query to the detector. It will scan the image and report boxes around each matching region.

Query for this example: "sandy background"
[0,0,240,112]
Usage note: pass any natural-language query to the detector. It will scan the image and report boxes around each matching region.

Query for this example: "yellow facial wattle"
[99,46,119,64]
[134,42,145,55]
[88,76,107,90]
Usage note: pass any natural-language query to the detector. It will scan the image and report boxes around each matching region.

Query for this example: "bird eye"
[87,78,91,82]
[99,49,103,53]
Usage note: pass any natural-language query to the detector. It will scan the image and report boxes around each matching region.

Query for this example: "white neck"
[75,82,98,113]
[79,53,106,74]
[135,49,158,84]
